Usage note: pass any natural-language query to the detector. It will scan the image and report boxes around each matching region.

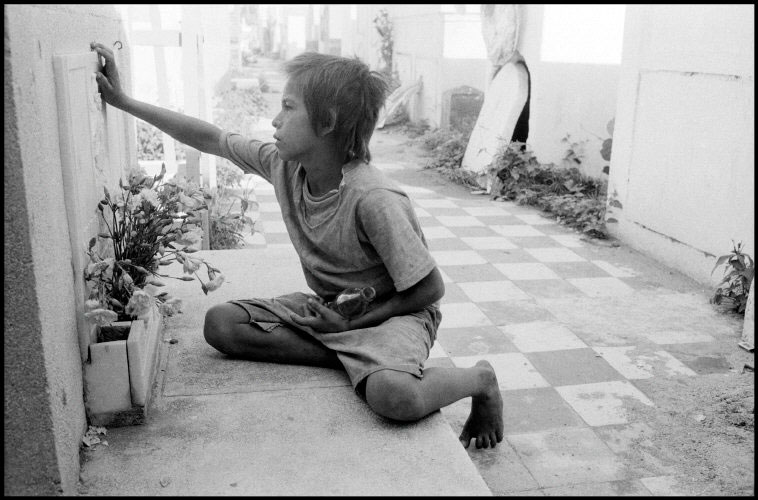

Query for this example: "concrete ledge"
[84,305,164,427]
[79,388,492,496]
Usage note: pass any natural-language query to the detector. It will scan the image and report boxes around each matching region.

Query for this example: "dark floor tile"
[436,326,519,356]
[476,248,538,263]
[543,261,615,279]
[439,263,507,282]
[507,236,564,248]
[513,279,587,299]
[447,226,501,238]
[525,348,625,386]
[477,300,555,326]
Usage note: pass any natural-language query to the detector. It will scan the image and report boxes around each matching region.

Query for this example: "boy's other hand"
[291,298,351,333]
[90,41,126,107]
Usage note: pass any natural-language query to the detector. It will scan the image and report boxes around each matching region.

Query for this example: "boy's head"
[283,52,389,163]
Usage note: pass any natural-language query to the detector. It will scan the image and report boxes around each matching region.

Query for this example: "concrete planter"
[83,304,164,426]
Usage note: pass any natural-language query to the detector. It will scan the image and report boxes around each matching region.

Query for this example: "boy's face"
[272,79,320,163]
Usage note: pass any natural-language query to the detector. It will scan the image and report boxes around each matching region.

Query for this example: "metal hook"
[113,40,123,50]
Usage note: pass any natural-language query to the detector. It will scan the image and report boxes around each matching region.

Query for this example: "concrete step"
[79,248,492,495]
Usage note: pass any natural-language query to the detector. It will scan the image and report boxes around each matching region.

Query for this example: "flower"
[124,289,153,318]
[84,308,119,326]
[83,165,224,326]
[203,273,225,293]
[182,255,203,275]
[158,297,183,317]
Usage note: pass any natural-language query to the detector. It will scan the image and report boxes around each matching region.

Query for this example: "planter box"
[83,305,164,426]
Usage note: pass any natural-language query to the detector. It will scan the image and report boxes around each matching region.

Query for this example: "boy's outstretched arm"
[90,42,223,157]
[292,267,445,333]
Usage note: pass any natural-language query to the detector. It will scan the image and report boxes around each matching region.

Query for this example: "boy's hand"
[90,42,126,108]
[291,298,351,333]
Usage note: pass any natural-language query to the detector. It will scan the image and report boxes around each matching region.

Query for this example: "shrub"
[136,120,187,162]
[710,241,754,314]
[488,141,609,238]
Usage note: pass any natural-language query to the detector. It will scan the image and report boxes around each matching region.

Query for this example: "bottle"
[328,286,377,319]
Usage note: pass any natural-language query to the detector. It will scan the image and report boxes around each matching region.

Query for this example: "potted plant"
[82,164,225,426]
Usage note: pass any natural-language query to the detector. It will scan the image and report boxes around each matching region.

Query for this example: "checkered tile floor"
[242,172,743,496]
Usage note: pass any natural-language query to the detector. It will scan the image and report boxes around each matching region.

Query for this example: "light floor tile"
[438,302,492,329]
[415,198,458,208]
[507,428,629,488]
[247,232,267,245]
[421,226,457,239]
[260,220,288,233]
[461,236,517,250]
[458,281,532,302]
[567,277,634,297]
[549,234,585,248]
[452,353,550,390]
[556,381,654,426]
[639,476,696,496]
[435,215,485,227]
[257,202,281,213]
[414,207,432,218]
[526,247,586,263]
[539,479,652,496]
[428,341,449,359]
[494,263,561,280]
[399,184,435,194]
[514,213,555,225]
[439,268,453,283]
[643,330,716,344]
[591,260,637,278]
[502,321,587,352]
[431,250,487,266]
[592,346,698,379]
[491,224,546,237]
[462,206,512,216]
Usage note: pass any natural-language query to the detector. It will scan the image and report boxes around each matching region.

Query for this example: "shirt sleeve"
[356,189,437,292]
[218,131,279,183]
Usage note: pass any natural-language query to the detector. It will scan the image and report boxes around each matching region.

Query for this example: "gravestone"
[461,57,529,183]
[441,86,484,133]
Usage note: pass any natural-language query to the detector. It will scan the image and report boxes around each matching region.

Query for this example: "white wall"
[5,4,132,493]
[518,5,622,178]
[390,5,489,127]
[607,4,754,286]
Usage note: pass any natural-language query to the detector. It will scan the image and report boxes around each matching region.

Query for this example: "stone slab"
[78,388,492,496]
[462,60,529,178]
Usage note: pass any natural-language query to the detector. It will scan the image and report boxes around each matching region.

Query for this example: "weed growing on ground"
[710,241,754,314]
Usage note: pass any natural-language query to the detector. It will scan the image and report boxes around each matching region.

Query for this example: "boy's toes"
[459,431,472,448]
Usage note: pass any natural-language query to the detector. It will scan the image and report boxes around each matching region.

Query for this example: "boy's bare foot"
[459,360,504,449]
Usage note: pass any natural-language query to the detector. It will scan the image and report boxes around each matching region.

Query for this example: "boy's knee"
[203,304,235,352]
[364,370,426,421]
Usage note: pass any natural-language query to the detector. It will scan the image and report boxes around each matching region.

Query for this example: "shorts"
[228,292,442,394]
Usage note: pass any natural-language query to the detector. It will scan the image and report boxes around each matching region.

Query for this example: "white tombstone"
[461,57,529,184]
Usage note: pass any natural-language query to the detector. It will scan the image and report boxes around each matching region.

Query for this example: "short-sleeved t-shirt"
[218,131,437,302]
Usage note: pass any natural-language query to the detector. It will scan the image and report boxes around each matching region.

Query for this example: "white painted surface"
[462,60,528,175]
[608,4,754,285]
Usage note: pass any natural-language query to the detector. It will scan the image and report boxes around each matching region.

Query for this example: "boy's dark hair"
[284,52,389,163]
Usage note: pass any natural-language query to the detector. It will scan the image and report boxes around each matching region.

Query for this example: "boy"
[91,42,503,449]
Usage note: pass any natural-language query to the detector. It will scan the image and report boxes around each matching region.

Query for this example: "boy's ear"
[318,108,338,137]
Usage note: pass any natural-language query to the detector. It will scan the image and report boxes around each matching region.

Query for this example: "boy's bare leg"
[365,360,503,449]
[203,303,343,369]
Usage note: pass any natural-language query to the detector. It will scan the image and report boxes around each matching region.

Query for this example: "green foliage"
[213,85,269,135]
[710,241,754,314]
[415,126,479,189]
[374,9,394,77]
[488,141,610,238]
[84,166,224,325]
[136,120,187,161]
[207,162,257,250]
